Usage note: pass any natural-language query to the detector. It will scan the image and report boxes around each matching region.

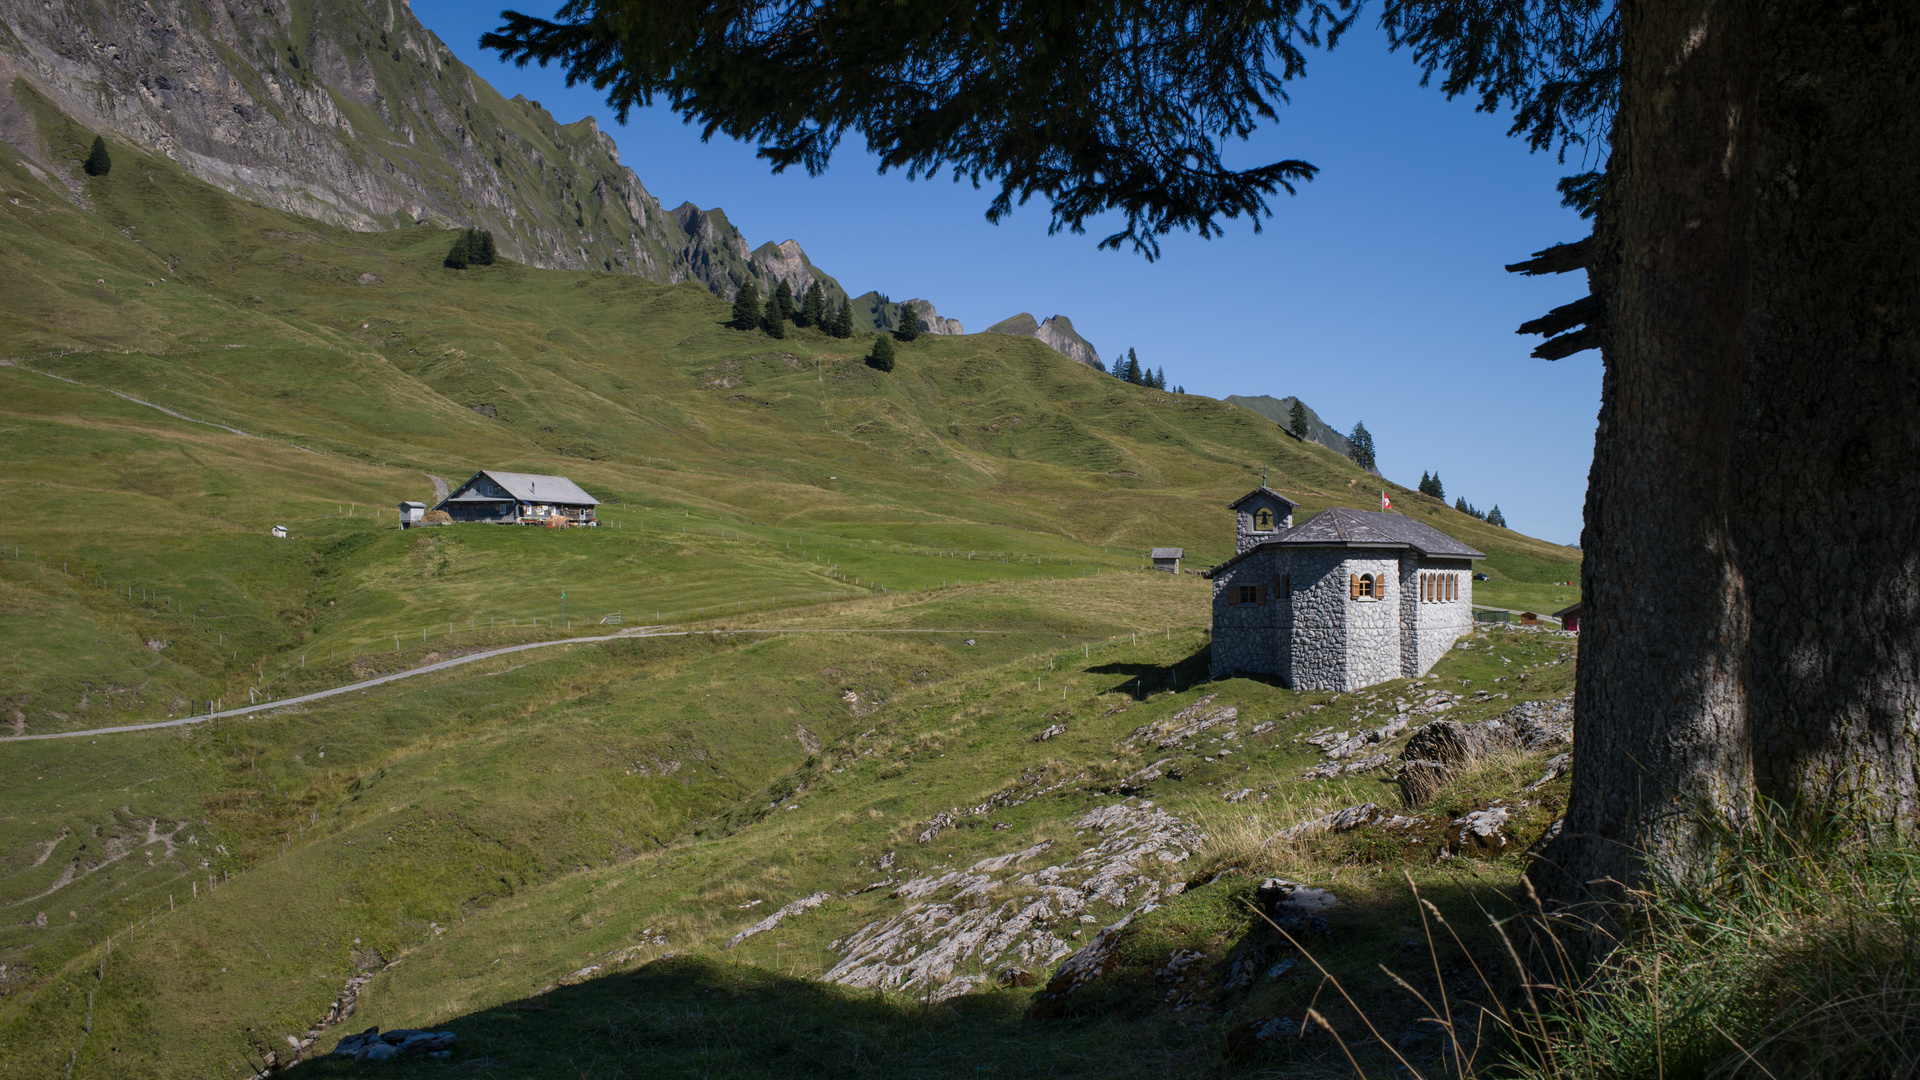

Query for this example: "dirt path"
[0,628,1013,744]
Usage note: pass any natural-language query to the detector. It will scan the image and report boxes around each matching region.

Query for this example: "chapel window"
[1237,584,1259,605]
[1352,573,1375,599]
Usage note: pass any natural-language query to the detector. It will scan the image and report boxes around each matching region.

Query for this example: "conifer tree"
[1153,366,1166,389]
[1123,349,1141,384]
[83,136,111,177]
[1288,399,1309,438]
[868,332,895,371]
[1487,505,1507,528]
[444,229,477,269]
[798,281,825,328]
[730,281,762,330]
[1347,422,1376,472]
[829,298,854,338]
[475,229,498,265]
[772,279,796,322]
[1431,473,1444,500]
[895,300,921,341]
[762,307,786,337]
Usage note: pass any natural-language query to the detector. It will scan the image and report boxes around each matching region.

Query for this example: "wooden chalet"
[435,470,599,525]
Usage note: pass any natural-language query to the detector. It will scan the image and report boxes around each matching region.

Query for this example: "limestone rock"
[726,891,831,948]
[984,312,1103,368]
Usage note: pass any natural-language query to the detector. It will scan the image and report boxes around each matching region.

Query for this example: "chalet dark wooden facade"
[434,470,599,525]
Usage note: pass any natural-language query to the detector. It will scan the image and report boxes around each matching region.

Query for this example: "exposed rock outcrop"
[986,313,1102,368]
[822,801,1200,998]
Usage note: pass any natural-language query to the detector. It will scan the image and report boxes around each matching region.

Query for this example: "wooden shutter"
[1350,573,1359,599]
[1450,575,1458,601]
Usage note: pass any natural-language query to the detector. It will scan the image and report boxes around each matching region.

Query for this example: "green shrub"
[868,333,895,372]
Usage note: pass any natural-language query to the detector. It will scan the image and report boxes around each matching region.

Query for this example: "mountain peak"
[987,313,1101,368]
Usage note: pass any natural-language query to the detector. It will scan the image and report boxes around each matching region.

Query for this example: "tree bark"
[1535,0,1920,909]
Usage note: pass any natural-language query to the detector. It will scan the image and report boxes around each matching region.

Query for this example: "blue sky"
[410,3,1600,546]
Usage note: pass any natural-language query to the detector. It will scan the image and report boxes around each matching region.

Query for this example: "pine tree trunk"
[1536,0,1920,907]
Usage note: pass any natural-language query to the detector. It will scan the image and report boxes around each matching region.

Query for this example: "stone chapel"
[1204,487,1486,691]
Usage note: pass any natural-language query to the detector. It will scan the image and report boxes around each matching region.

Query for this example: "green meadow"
[0,95,1585,1077]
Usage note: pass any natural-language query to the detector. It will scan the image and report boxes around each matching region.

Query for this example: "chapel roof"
[1204,506,1485,576]
[1228,486,1301,510]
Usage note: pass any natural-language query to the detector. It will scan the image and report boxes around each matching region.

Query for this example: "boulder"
[1253,879,1338,937]
[1026,917,1135,1019]
[1395,696,1573,806]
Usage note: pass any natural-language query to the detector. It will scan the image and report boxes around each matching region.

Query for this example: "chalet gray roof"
[1205,506,1484,576]
[1151,548,1185,559]
[1228,486,1301,510]
[443,470,600,507]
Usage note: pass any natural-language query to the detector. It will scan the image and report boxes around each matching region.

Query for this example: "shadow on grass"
[1087,645,1215,699]
[284,954,1234,1079]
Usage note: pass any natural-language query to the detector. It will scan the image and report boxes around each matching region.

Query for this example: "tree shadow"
[283,952,1226,1079]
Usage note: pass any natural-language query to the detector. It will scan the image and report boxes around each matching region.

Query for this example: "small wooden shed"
[1553,601,1582,633]
[398,501,427,527]
[1150,547,1184,573]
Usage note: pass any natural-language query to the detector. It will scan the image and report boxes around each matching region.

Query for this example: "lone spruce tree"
[1346,422,1376,473]
[1288,399,1309,439]
[895,300,921,342]
[475,230,497,265]
[1486,505,1506,529]
[772,279,796,322]
[867,332,895,372]
[730,281,762,331]
[83,136,111,177]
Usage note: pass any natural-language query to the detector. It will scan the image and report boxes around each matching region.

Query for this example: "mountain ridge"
[0,0,1085,352]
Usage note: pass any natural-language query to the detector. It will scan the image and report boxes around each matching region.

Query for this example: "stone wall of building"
[1208,552,1283,677]
[1208,535,1477,693]
[1280,550,1350,690]
[1398,553,1424,678]
[1409,558,1476,675]
[1341,555,1404,691]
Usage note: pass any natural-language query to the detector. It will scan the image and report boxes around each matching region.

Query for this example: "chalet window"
[1351,573,1375,600]
[1253,507,1275,531]
[1237,584,1259,605]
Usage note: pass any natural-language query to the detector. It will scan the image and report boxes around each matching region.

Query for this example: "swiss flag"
[1381,491,1392,511]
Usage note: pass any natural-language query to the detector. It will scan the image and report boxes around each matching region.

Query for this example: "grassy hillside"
[0,92,1585,1078]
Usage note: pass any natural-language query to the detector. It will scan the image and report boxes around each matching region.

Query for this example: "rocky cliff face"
[985,313,1102,368]
[851,292,965,336]
[0,0,1088,342]
[0,0,845,304]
